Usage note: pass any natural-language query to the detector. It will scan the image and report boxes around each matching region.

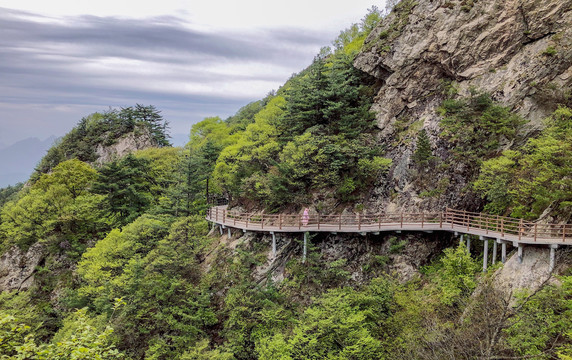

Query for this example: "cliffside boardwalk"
[207,206,571,271]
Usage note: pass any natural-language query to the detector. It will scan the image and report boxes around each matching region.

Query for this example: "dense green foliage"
[0,183,23,209]
[439,91,526,170]
[0,159,105,253]
[211,37,390,209]
[93,154,154,226]
[474,106,572,218]
[0,308,123,359]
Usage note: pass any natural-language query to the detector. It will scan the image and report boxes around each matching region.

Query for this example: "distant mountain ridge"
[0,136,56,187]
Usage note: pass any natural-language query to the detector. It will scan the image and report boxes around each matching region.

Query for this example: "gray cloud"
[0,8,325,67]
[0,7,334,153]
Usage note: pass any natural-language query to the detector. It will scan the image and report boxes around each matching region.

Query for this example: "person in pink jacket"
[302,208,309,226]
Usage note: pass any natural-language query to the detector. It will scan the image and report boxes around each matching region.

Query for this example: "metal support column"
[549,245,558,272]
[219,225,223,235]
[517,244,524,264]
[271,232,277,258]
[302,232,308,263]
[466,236,471,254]
[483,238,489,272]
[492,240,497,265]
[227,227,231,239]
[460,234,464,246]
[501,241,507,263]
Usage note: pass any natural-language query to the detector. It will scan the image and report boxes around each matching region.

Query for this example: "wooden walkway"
[206,206,572,246]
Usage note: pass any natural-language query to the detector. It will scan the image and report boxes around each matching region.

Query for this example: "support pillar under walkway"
[492,240,497,265]
[302,232,308,263]
[482,236,488,272]
[549,244,558,272]
[271,232,277,258]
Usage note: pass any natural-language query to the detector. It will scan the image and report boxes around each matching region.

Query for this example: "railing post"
[379,214,382,230]
[299,214,301,230]
[466,211,470,232]
[223,209,226,224]
[339,214,342,231]
[439,212,443,229]
[216,207,219,222]
[234,216,236,226]
[318,214,321,230]
[421,212,424,228]
[261,214,264,229]
[358,213,361,231]
[534,223,537,242]
[500,218,504,237]
[496,215,499,233]
[400,213,403,228]
[279,214,282,230]
[246,216,249,229]
[485,215,489,235]
[518,219,523,241]
[563,225,566,242]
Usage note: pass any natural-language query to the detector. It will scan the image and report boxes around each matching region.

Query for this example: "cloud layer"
[0,7,332,145]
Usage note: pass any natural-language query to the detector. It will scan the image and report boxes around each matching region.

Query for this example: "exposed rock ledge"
[0,243,44,292]
[95,127,156,165]
[356,0,572,134]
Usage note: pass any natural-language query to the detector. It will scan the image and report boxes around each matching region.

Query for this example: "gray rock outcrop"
[95,127,156,165]
[0,243,44,292]
[354,0,572,214]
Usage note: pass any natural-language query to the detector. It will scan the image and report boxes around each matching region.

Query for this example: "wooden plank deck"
[206,206,571,246]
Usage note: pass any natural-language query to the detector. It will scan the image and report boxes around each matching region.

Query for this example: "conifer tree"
[413,128,433,168]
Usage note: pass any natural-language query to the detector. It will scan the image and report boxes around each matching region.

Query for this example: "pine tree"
[93,154,153,225]
[413,128,433,168]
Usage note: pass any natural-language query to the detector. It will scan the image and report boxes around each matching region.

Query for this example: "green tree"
[434,243,479,306]
[122,104,170,147]
[412,128,433,168]
[93,154,153,226]
[0,159,103,251]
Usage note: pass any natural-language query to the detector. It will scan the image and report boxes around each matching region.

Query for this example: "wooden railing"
[206,206,572,244]
[444,208,571,242]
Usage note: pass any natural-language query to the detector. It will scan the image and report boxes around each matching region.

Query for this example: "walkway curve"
[206,206,571,246]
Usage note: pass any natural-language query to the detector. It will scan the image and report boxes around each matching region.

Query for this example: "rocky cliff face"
[0,243,44,292]
[355,0,571,213]
[206,229,456,288]
[94,126,157,165]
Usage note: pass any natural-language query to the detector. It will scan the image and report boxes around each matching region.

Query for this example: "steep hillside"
[0,2,571,360]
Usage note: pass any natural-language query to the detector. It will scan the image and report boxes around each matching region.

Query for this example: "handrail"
[206,206,571,245]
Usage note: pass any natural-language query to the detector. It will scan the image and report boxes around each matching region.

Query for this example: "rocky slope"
[0,243,43,292]
[94,126,157,165]
[355,0,572,213]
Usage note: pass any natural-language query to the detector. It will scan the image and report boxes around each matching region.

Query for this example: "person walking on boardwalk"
[302,208,309,226]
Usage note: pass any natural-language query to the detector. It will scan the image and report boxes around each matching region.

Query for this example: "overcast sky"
[0,0,386,147]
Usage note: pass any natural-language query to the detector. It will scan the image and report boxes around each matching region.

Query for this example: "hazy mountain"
[0,136,56,187]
